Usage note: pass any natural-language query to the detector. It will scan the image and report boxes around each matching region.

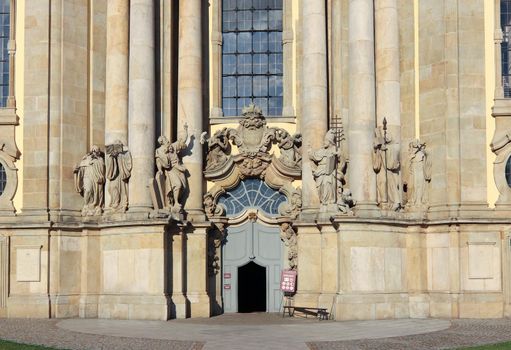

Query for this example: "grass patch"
[458,342,511,349]
[0,340,61,350]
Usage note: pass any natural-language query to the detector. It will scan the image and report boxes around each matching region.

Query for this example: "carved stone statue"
[203,192,225,218]
[279,188,302,219]
[105,140,132,212]
[154,124,189,214]
[74,145,105,216]
[202,103,302,178]
[280,222,297,270]
[200,128,231,171]
[308,130,341,206]
[276,130,302,167]
[337,188,356,214]
[373,124,403,211]
[408,139,431,207]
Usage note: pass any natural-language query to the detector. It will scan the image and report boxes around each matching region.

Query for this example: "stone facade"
[0,0,508,321]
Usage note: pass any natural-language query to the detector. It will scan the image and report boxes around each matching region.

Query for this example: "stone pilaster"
[178,0,205,220]
[375,0,402,207]
[186,227,211,318]
[128,0,155,213]
[105,0,129,145]
[300,0,328,215]
[348,0,378,212]
[170,230,188,319]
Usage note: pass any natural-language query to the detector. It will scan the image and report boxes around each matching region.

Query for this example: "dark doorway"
[237,262,266,313]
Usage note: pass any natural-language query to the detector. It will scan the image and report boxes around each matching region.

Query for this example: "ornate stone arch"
[202,104,302,220]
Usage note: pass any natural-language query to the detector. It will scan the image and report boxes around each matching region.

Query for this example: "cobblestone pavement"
[2,315,511,350]
[0,318,203,350]
[308,319,511,350]
[57,314,448,350]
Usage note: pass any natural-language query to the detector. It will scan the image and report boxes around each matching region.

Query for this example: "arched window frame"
[210,0,295,124]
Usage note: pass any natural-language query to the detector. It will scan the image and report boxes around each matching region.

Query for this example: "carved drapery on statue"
[105,140,132,212]
[309,127,355,214]
[151,124,190,218]
[373,120,403,211]
[74,146,105,216]
[407,139,431,207]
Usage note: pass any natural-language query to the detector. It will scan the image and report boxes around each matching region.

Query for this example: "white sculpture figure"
[373,120,403,211]
[74,145,105,216]
[155,124,189,213]
[276,130,302,167]
[280,222,298,270]
[309,129,341,206]
[408,139,432,206]
[105,140,132,212]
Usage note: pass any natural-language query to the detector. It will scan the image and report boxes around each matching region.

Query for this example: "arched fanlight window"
[218,178,287,216]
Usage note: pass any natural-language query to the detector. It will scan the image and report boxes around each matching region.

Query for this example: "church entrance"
[237,262,266,313]
[222,221,282,313]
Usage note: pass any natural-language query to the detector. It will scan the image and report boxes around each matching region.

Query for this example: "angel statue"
[74,145,105,216]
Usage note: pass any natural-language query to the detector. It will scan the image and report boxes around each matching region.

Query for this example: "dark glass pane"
[253,76,268,96]
[237,10,252,31]
[237,76,252,97]
[253,32,268,53]
[253,98,268,116]
[253,0,268,9]
[238,32,252,52]
[253,10,268,30]
[237,54,252,74]
[268,0,283,9]
[506,156,511,187]
[268,10,282,30]
[223,33,237,53]
[223,54,236,75]
[238,97,252,113]
[223,98,237,116]
[269,53,283,74]
[268,97,282,116]
[223,10,237,31]
[253,54,268,74]
[223,76,237,97]
[0,162,6,196]
[237,0,252,10]
[268,32,282,52]
[268,75,283,97]
[223,0,237,10]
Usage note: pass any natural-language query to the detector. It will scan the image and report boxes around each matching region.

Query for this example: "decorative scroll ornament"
[201,103,302,179]
[280,222,297,270]
[105,140,132,213]
[278,187,302,219]
[150,124,189,219]
[74,146,105,216]
[208,223,226,276]
[204,192,225,219]
[407,139,431,207]
[373,118,403,211]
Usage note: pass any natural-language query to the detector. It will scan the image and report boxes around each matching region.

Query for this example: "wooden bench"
[282,305,329,320]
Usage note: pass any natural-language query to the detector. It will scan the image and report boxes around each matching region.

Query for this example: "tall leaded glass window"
[0,0,8,107]
[222,0,283,117]
[502,0,511,97]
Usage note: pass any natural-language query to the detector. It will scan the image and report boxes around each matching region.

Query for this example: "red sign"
[224,273,231,279]
[224,284,231,290]
[280,270,297,293]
